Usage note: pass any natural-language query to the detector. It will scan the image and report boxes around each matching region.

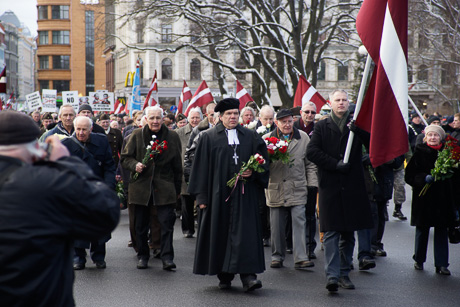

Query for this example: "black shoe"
[375,249,387,257]
[95,261,106,269]
[263,238,270,247]
[162,260,177,271]
[393,210,407,220]
[218,281,231,289]
[359,258,376,270]
[137,258,148,269]
[73,262,85,270]
[243,279,262,292]
[326,277,339,292]
[183,232,194,238]
[338,276,355,289]
[308,252,317,260]
[270,260,283,268]
[152,249,161,259]
[436,266,451,275]
[286,248,293,254]
[294,260,315,269]
[414,262,423,270]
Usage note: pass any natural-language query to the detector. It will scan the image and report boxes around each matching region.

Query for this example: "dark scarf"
[298,117,314,135]
[331,110,350,133]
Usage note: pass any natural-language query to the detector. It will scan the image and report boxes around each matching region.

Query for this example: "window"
[190,23,201,43]
[136,20,145,44]
[337,62,348,81]
[418,33,429,49]
[53,80,70,93]
[52,31,70,44]
[235,58,246,80]
[85,11,95,94]
[38,31,49,45]
[317,61,326,81]
[190,58,201,80]
[418,65,428,82]
[162,58,172,80]
[38,6,48,20]
[161,24,172,43]
[408,65,413,83]
[38,80,49,91]
[53,56,70,69]
[52,6,69,19]
[39,56,49,69]
[441,63,453,85]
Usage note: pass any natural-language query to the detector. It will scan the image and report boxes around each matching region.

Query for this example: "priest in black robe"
[188,98,269,292]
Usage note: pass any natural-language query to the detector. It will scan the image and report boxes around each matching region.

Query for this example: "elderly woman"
[240,106,256,125]
[405,124,458,275]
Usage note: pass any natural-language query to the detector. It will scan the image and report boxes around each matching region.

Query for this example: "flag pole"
[343,52,373,163]
[408,96,428,126]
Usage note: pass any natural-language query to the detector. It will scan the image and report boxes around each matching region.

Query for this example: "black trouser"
[372,200,387,250]
[181,194,195,235]
[135,202,175,261]
[305,186,318,254]
[258,189,270,240]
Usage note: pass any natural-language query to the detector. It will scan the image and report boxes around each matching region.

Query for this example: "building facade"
[36,0,106,96]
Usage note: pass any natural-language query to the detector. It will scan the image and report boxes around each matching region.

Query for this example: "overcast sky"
[0,0,38,37]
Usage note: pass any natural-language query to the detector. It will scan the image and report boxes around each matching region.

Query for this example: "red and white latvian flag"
[355,0,408,167]
[293,75,326,111]
[143,70,158,110]
[113,99,125,114]
[236,80,254,110]
[184,80,214,116]
[177,80,192,115]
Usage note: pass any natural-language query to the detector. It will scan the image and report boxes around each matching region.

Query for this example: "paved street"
[74,187,460,307]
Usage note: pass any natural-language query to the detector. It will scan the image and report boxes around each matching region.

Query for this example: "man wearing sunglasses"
[294,101,317,137]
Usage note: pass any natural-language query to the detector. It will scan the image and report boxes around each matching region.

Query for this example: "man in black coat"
[188,98,269,292]
[0,111,119,307]
[99,113,123,166]
[61,116,116,270]
[307,90,373,292]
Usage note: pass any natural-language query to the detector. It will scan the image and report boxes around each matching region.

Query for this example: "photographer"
[0,110,120,306]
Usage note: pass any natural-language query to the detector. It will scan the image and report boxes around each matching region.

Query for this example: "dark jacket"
[183,118,213,183]
[306,115,373,232]
[405,143,459,227]
[0,155,119,307]
[121,124,182,206]
[39,121,74,141]
[294,118,314,137]
[176,123,194,195]
[106,127,123,166]
[62,133,116,189]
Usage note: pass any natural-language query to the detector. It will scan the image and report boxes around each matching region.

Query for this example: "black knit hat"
[427,115,440,125]
[0,110,41,145]
[215,98,239,113]
[78,104,93,114]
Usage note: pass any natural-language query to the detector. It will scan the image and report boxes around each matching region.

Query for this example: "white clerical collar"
[105,127,110,134]
[226,129,239,145]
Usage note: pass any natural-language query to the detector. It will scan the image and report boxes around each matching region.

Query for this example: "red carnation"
[149,154,154,158]
[268,148,275,155]
[269,137,278,145]
[279,146,287,154]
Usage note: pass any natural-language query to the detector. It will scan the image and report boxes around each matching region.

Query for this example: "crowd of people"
[1,92,460,304]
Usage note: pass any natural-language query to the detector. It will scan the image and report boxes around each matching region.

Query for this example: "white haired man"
[121,106,183,270]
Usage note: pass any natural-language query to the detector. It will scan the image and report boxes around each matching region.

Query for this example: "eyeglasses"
[302,110,316,115]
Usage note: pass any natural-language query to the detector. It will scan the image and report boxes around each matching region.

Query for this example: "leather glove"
[336,160,350,173]
[425,175,434,183]
[349,120,357,132]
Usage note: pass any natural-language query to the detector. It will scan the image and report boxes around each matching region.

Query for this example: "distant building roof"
[0,10,21,28]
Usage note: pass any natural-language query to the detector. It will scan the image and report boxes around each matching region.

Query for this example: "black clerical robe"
[188,123,269,275]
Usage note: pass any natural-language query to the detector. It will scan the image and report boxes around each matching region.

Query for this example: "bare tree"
[110,0,362,107]
[410,0,460,113]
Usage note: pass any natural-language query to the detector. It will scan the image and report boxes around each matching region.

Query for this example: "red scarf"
[427,143,442,151]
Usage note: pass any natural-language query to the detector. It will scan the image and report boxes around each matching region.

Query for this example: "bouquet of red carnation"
[264,136,291,164]
[420,135,460,196]
[227,153,266,188]
[133,135,168,181]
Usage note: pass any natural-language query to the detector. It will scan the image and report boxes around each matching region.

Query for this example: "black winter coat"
[307,116,373,232]
[0,156,119,307]
[405,143,458,227]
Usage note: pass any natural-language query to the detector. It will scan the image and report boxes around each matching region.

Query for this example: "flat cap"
[276,109,293,120]
[0,110,41,145]
[215,98,239,113]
